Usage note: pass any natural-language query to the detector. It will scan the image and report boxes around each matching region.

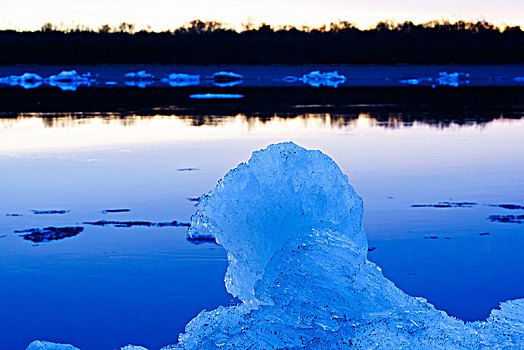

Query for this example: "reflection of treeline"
[3,110,520,130]
[1,20,523,64]
[0,87,522,129]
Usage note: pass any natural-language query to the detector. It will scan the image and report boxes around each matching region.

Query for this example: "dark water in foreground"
[0,109,523,349]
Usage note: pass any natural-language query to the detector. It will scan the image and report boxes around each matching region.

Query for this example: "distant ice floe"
[399,72,470,87]
[0,71,96,90]
[437,72,470,87]
[283,70,347,88]
[210,71,243,87]
[124,70,155,88]
[514,77,524,83]
[25,341,146,350]
[161,73,200,87]
[0,72,43,89]
[45,70,97,91]
[189,93,244,99]
[398,78,426,85]
[26,340,80,350]
[301,70,347,88]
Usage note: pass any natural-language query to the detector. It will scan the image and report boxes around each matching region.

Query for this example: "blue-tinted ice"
[176,142,523,349]
[46,70,96,91]
[283,70,347,88]
[26,142,524,349]
[161,73,200,87]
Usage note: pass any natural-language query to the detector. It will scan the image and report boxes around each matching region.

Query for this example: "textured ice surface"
[26,340,80,350]
[172,142,524,349]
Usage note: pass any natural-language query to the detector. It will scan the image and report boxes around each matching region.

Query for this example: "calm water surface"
[1,113,523,349]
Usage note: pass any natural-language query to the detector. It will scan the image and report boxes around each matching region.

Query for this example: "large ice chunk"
[174,142,524,349]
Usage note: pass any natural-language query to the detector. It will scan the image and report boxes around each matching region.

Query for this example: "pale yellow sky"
[1,0,523,31]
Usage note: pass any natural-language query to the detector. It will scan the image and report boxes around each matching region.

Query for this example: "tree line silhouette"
[1,20,523,64]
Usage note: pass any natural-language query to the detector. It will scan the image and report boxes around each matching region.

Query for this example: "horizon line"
[1,17,522,33]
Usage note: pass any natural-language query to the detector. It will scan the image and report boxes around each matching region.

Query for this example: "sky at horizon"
[1,0,523,31]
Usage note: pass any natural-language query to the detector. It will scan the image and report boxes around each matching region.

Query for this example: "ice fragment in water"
[189,93,244,99]
[0,72,43,89]
[437,72,470,87]
[161,73,200,87]
[124,70,155,88]
[210,71,243,87]
[300,70,347,88]
[26,340,80,350]
[173,142,524,349]
[45,70,96,91]
[399,78,420,85]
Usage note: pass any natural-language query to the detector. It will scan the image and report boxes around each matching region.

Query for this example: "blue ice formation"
[282,71,347,88]
[210,71,243,87]
[161,73,200,87]
[0,72,43,89]
[437,72,470,87]
[26,143,524,349]
[124,70,155,88]
[172,142,524,349]
[26,340,80,350]
[25,341,147,350]
[45,70,96,91]
[189,93,244,99]
[300,70,347,88]
[514,77,524,83]
[399,78,421,85]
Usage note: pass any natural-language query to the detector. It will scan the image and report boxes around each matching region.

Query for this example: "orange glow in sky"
[1,0,523,31]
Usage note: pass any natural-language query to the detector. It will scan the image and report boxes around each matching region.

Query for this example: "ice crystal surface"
[174,142,524,349]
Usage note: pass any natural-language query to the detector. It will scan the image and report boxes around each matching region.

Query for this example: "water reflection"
[1,110,521,129]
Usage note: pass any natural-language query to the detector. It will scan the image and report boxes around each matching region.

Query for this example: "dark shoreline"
[1,21,523,65]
